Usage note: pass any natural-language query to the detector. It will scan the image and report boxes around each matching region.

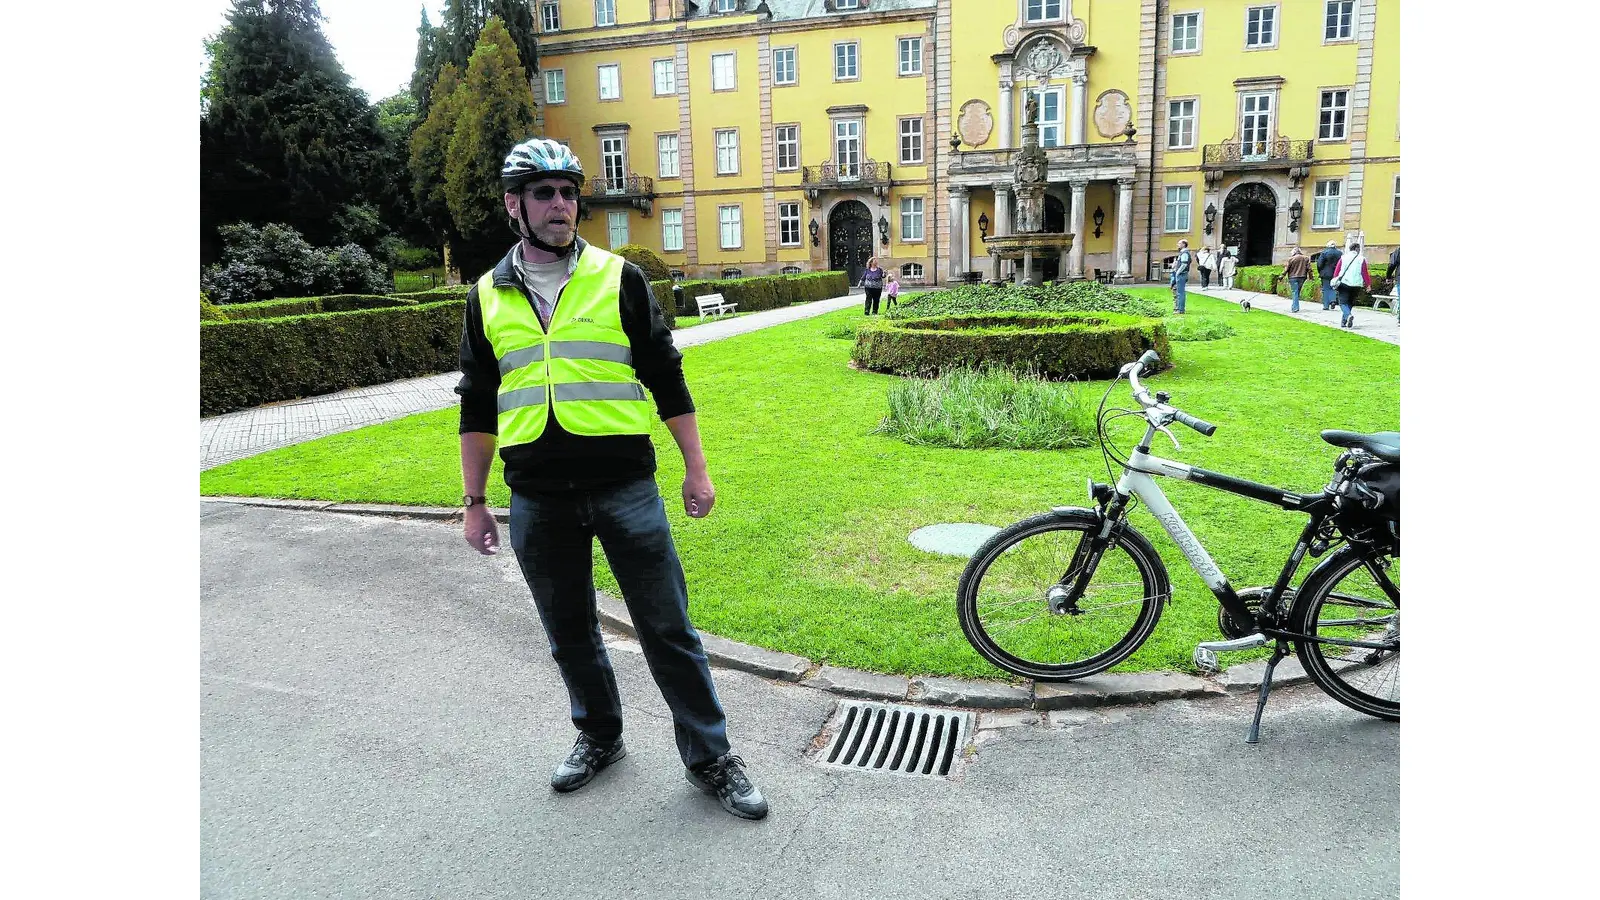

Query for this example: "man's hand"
[464,504,500,555]
[683,468,716,519]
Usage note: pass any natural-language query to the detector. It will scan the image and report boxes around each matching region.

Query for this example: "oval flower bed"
[851,310,1171,380]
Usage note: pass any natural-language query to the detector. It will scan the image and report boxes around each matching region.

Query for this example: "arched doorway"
[829,200,874,285]
[1040,195,1067,281]
[1222,182,1278,266]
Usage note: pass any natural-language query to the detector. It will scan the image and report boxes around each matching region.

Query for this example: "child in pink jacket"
[884,273,901,310]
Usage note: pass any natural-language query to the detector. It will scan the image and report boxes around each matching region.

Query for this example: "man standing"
[1284,246,1311,313]
[456,138,768,820]
[1331,241,1371,328]
[1197,245,1216,290]
[1170,239,1192,314]
[1315,240,1343,310]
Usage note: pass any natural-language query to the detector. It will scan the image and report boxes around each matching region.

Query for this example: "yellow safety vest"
[476,246,652,448]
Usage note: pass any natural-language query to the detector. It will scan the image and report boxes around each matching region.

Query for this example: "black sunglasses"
[525,184,580,202]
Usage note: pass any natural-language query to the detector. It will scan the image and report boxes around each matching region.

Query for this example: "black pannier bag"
[1342,461,1399,525]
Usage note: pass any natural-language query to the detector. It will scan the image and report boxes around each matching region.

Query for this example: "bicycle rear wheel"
[957,509,1169,681]
[1290,543,1400,720]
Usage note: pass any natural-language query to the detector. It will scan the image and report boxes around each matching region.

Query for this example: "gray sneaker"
[687,753,768,820]
[551,734,626,793]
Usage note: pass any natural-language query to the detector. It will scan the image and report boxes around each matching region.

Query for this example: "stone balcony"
[1201,138,1314,188]
[949,142,1139,179]
[584,173,656,216]
[801,158,892,205]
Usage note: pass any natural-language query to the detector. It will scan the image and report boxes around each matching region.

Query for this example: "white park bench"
[696,292,738,318]
[1370,292,1399,323]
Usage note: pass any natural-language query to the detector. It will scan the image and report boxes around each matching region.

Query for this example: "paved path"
[199,294,862,470]
[1192,285,1400,345]
[202,502,1398,900]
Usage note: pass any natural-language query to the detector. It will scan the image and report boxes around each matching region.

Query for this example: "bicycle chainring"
[1216,587,1291,639]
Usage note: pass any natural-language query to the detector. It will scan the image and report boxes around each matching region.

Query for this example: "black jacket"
[1315,247,1343,279]
[456,239,694,494]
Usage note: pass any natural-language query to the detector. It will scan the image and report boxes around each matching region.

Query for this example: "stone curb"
[202,497,1292,710]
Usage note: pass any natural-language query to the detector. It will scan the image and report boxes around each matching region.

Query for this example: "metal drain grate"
[813,701,974,778]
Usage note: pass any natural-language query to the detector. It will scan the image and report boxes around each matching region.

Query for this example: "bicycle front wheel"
[1290,543,1400,721]
[957,509,1169,681]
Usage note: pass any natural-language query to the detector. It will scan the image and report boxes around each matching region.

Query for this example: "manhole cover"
[812,701,975,779]
[908,523,1000,558]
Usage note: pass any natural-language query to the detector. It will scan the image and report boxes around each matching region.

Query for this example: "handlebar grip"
[1173,410,1217,437]
[1138,349,1162,372]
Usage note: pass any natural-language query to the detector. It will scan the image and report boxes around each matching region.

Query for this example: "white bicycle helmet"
[501,137,585,192]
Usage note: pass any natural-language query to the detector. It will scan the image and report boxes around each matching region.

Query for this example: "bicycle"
[956,350,1399,742]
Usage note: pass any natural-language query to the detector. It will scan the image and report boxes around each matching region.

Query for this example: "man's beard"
[529,220,573,247]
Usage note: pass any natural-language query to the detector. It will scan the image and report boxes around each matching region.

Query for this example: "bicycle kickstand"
[1245,641,1291,745]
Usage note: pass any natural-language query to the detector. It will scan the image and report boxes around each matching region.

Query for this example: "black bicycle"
[956,350,1398,742]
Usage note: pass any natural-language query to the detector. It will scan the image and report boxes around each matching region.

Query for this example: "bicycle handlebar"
[1121,351,1217,438]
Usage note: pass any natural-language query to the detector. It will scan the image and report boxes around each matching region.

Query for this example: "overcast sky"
[200,0,448,101]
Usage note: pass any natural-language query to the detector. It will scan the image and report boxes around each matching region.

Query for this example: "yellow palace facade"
[534,0,1398,285]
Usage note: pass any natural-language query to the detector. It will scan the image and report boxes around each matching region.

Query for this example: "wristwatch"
[463,494,488,507]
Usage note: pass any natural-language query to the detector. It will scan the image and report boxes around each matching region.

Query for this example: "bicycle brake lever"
[1156,424,1182,452]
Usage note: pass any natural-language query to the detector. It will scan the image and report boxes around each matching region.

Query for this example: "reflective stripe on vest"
[477,246,653,448]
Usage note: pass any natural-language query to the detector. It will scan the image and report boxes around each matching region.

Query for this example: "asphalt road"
[201,502,1398,899]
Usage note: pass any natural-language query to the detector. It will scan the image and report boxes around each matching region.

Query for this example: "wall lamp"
[1203,202,1217,235]
[977,212,990,238]
[1287,199,1303,233]
[877,214,890,246]
[1092,206,1105,238]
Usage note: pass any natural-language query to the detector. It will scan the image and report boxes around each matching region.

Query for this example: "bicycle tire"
[1289,543,1400,721]
[957,509,1170,681]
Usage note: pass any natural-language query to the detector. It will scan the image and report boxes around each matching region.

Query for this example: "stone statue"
[1024,93,1040,125]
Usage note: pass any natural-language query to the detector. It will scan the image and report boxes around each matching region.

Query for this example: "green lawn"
[201,290,1398,681]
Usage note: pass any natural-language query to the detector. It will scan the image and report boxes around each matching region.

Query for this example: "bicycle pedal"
[1194,647,1220,674]
[1196,634,1268,654]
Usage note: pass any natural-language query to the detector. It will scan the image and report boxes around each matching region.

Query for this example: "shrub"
[200,222,395,303]
[852,311,1171,381]
[1265,262,1390,307]
[874,366,1098,450]
[615,244,672,282]
[672,271,848,316]
[1165,315,1235,342]
[1233,265,1278,293]
[385,241,442,270]
[200,300,464,415]
[823,322,857,340]
[647,279,677,329]
[891,280,1165,320]
[200,292,224,322]
[213,294,418,322]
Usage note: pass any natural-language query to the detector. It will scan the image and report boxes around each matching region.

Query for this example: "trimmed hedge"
[1232,263,1392,308]
[200,301,464,416]
[851,311,1171,381]
[212,293,419,322]
[673,271,849,316]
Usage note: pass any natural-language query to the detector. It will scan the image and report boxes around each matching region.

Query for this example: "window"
[775,125,799,171]
[1319,89,1349,141]
[715,0,737,11]
[670,269,686,282]
[1032,86,1065,148]
[834,119,861,178]
[1171,12,1201,53]
[598,64,620,100]
[600,136,627,191]
[836,0,860,8]
[1240,92,1273,158]
[1167,99,1197,150]
[1026,0,1063,23]
[721,267,743,279]
[778,202,801,246]
[773,47,797,85]
[595,0,616,27]
[1313,179,1342,228]
[653,59,676,96]
[711,52,737,91]
[1164,185,1193,232]
[1391,175,1400,227]
[900,197,924,241]
[543,69,565,104]
[719,206,742,249]
[900,262,924,282]
[1246,6,1277,48]
[540,1,560,32]
[899,118,924,165]
[898,37,923,76]
[657,134,679,179]
[607,211,629,249]
[780,266,802,275]
[834,42,858,80]
[715,129,739,175]
[662,210,684,252]
[1325,0,1355,41]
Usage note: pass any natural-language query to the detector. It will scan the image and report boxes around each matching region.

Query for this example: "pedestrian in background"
[1197,245,1216,290]
[884,272,900,311]
[1169,239,1192,314]
[1331,241,1371,328]
[1315,240,1343,310]
[1284,246,1311,313]
[860,258,886,315]
[1218,248,1237,290]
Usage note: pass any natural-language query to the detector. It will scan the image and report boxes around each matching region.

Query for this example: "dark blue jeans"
[1288,277,1305,312]
[1335,284,1359,325]
[509,476,730,770]
[1320,278,1335,309]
